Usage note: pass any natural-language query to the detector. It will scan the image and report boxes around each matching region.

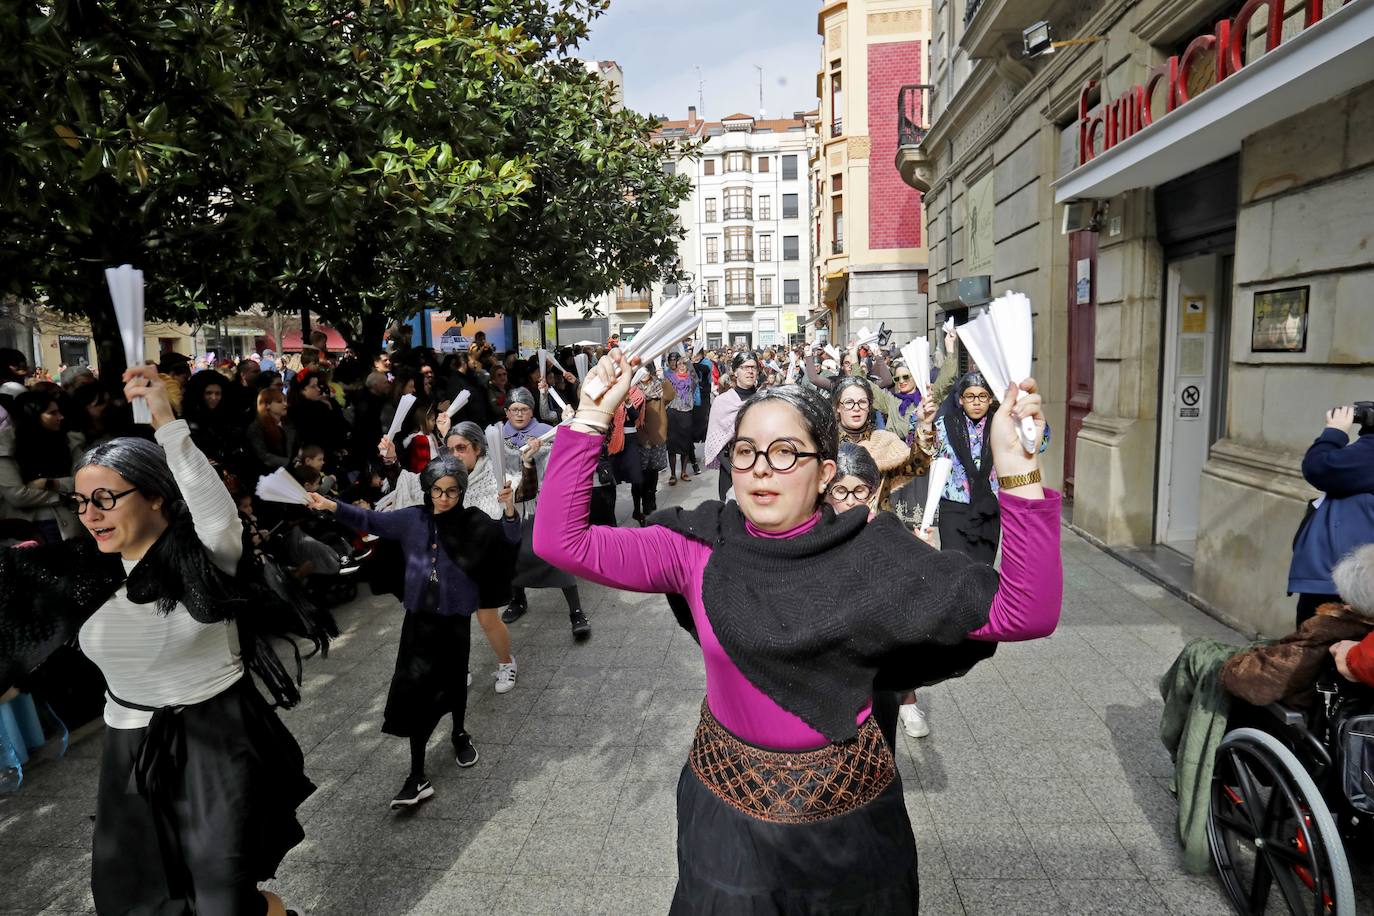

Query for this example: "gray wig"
[1333,544,1374,615]
[733,384,839,462]
[834,442,881,490]
[506,387,537,410]
[449,420,486,456]
[77,437,182,515]
[420,456,469,509]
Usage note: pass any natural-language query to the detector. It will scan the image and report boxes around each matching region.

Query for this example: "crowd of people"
[0,321,1074,915]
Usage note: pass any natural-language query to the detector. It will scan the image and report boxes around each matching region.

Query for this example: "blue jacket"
[1288,429,1374,594]
[335,502,519,615]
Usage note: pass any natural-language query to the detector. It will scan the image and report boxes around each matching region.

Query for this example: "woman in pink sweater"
[534,350,1062,915]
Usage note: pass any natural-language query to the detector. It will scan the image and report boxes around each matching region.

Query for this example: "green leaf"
[142,103,168,133]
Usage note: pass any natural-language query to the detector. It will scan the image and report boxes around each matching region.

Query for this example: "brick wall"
[867,41,922,249]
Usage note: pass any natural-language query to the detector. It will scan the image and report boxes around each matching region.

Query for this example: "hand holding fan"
[581,292,696,403]
[105,265,151,424]
[900,338,932,399]
[955,291,1038,453]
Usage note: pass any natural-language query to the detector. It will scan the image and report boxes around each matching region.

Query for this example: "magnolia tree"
[0,0,691,370]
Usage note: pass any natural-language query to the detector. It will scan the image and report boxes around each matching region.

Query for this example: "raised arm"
[534,425,702,594]
[802,352,834,391]
[156,420,243,573]
[331,499,417,542]
[124,367,242,574]
[967,490,1062,641]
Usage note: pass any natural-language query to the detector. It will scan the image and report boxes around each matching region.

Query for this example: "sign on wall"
[1251,286,1309,352]
[966,173,995,277]
[1181,296,1207,334]
[1075,259,1092,305]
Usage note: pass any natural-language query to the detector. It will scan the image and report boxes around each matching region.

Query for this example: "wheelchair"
[1208,667,1374,915]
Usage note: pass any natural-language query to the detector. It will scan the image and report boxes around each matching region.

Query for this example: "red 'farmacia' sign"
[1078,0,1345,165]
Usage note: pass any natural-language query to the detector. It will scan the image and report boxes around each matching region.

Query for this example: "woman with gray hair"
[1329,545,1374,684]
[499,386,590,640]
[310,454,520,809]
[0,368,319,916]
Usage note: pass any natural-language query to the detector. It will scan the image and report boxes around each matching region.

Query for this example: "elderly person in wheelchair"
[1161,545,1374,915]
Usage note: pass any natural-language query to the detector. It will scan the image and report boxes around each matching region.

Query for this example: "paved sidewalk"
[2,474,1360,914]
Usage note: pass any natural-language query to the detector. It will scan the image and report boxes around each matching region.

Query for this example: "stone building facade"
[812,0,934,345]
[912,0,1374,635]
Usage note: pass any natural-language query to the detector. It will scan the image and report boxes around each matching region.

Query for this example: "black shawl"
[432,505,518,604]
[649,500,1000,742]
[0,509,331,705]
[939,373,999,548]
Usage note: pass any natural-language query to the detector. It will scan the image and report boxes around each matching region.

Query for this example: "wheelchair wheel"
[1208,727,1354,915]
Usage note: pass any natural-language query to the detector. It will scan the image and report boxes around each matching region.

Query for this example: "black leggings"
[632,471,660,516]
[511,585,581,614]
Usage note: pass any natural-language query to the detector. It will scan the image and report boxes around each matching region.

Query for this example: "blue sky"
[576,0,821,122]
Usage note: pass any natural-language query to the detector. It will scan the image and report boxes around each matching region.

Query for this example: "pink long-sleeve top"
[535,427,1062,750]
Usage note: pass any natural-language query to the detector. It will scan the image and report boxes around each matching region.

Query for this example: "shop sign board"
[1079,0,1332,165]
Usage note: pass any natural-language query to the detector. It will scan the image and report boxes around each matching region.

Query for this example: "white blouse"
[79,420,245,730]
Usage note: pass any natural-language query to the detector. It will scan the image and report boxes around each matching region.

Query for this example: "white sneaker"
[899,704,930,738]
[494,659,517,694]
[466,670,472,687]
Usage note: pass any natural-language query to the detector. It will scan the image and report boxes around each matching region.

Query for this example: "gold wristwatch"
[998,469,1042,489]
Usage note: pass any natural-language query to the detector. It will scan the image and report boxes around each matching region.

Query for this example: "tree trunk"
[86,291,129,386]
[346,311,389,364]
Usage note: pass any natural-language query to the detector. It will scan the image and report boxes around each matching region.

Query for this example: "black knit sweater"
[650,500,1001,742]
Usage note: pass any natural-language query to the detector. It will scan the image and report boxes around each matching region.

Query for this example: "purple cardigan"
[335,502,519,616]
[535,427,1063,750]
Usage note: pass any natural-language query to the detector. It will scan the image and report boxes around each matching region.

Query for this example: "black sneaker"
[336,555,363,576]
[570,609,591,641]
[389,776,434,809]
[501,600,528,624]
[453,732,479,768]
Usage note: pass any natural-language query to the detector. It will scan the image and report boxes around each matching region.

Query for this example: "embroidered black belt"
[688,700,894,825]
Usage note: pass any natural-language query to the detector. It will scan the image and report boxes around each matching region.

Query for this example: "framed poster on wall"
[1250,286,1308,353]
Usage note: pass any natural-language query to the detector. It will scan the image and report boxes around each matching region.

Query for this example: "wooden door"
[1064,230,1098,497]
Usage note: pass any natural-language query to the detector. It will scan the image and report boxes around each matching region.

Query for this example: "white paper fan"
[256,468,310,506]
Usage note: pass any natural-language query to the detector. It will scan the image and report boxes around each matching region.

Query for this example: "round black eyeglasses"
[70,486,139,515]
[728,439,820,473]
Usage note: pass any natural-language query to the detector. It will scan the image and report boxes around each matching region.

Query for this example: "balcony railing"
[616,289,652,311]
[724,249,754,263]
[783,292,800,304]
[725,294,755,307]
[831,117,843,137]
[832,239,845,255]
[723,207,753,221]
[964,0,984,24]
[898,85,929,148]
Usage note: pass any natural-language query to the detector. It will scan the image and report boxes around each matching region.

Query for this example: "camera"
[1354,401,1374,433]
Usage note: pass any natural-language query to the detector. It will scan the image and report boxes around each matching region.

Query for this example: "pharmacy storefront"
[1055,0,1374,635]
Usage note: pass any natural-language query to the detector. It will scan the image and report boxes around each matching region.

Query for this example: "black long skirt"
[670,764,919,915]
[667,409,695,458]
[511,517,575,589]
[93,678,314,916]
[382,610,471,739]
[936,498,1000,565]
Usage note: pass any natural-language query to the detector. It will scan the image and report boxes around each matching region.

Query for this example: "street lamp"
[1022,21,1105,58]
[1023,21,1053,57]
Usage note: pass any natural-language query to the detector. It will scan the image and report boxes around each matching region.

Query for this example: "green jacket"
[873,356,957,442]
[1159,637,1253,873]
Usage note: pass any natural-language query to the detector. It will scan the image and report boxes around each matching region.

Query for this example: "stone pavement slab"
[3,473,1369,914]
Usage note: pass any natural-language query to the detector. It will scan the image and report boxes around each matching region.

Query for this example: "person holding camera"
[1289,402,1374,628]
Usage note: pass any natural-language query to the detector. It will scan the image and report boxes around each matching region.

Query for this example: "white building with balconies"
[649,108,815,351]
